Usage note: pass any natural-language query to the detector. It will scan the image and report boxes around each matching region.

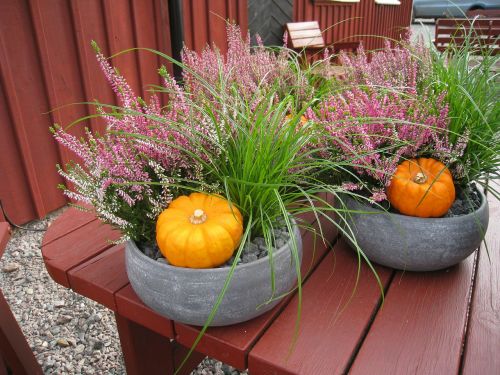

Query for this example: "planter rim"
[342,185,487,222]
[129,220,300,275]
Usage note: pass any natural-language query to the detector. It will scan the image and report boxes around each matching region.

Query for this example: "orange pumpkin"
[387,158,455,218]
[285,114,308,125]
[156,193,243,268]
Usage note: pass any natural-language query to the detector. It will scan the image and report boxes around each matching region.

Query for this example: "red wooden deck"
[40,196,500,374]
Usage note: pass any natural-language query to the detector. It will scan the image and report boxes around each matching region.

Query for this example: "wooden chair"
[434,18,500,54]
[286,21,360,64]
[0,222,43,375]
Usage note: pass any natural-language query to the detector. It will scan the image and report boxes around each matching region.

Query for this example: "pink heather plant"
[311,38,467,202]
[53,44,220,243]
[53,25,310,243]
[181,23,310,107]
[339,35,431,94]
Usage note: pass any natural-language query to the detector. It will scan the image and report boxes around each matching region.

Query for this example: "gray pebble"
[57,338,70,347]
[2,262,20,273]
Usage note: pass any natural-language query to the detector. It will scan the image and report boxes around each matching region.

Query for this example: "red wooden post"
[0,223,42,375]
[115,313,176,375]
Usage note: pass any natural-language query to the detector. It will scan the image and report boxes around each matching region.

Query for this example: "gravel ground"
[0,208,247,375]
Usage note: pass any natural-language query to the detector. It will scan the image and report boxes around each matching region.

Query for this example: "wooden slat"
[291,36,325,49]
[436,26,500,37]
[102,0,141,96]
[115,285,175,339]
[349,252,477,374]
[248,240,392,375]
[41,206,95,247]
[286,21,320,31]
[462,195,500,374]
[0,0,66,222]
[0,223,10,258]
[42,219,120,287]
[436,18,500,27]
[174,213,338,370]
[0,354,6,375]
[0,293,43,375]
[288,29,322,39]
[70,0,116,133]
[67,244,129,310]
[0,223,39,374]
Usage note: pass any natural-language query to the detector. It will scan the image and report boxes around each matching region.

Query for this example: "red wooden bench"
[434,18,500,54]
[40,195,500,374]
[0,223,43,375]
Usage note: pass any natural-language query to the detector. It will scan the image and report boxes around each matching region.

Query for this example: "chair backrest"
[286,21,325,49]
[466,9,500,18]
[434,18,500,54]
[0,222,43,375]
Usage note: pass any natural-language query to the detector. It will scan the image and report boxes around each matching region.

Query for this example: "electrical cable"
[0,200,47,232]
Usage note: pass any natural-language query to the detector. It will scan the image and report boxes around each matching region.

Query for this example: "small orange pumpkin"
[156,193,243,268]
[285,114,308,125]
[387,158,455,218]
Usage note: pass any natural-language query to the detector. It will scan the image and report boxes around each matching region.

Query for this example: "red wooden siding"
[0,0,172,225]
[182,0,249,53]
[294,0,412,51]
[182,1,411,53]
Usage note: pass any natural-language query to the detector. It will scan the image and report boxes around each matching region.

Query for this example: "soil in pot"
[138,226,291,267]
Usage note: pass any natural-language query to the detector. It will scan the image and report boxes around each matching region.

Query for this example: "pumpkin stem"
[414,172,428,184]
[190,209,207,224]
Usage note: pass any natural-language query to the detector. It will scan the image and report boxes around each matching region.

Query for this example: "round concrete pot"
[125,224,302,326]
[341,188,489,272]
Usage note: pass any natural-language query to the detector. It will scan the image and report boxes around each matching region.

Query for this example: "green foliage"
[426,33,500,196]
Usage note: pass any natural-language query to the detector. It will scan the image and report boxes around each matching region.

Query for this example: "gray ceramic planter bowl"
[125,224,302,326]
[341,188,489,272]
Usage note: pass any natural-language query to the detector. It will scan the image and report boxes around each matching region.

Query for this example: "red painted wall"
[0,0,172,224]
[294,0,413,51]
[182,0,248,53]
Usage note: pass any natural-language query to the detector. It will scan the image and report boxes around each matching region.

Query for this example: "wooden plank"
[41,206,95,247]
[286,21,320,31]
[172,342,206,375]
[42,219,120,287]
[349,252,477,374]
[174,213,338,370]
[0,223,10,258]
[115,313,175,375]
[0,0,66,221]
[462,194,500,375]
[131,0,163,101]
[67,244,129,311]
[0,221,41,374]
[291,36,325,48]
[103,0,142,96]
[288,29,322,39]
[248,239,392,375]
[115,285,175,339]
[0,354,7,375]
[70,0,116,133]
[437,18,500,27]
[0,293,43,375]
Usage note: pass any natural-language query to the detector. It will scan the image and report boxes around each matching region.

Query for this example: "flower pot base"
[125,224,302,326]
[342,188,489,272]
